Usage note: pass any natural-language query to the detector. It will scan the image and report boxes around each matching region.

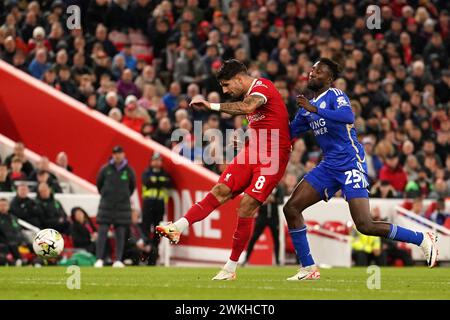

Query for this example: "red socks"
[230,217,255,262]
[184,192,221,225]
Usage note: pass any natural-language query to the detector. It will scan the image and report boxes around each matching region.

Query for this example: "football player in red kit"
[157,59,291,280]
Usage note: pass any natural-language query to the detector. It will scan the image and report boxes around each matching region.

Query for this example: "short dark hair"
[319,58,341,81]
[216,59,247,81]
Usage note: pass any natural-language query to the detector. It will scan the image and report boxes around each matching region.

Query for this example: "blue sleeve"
[290,109,310,138]
[316,93,354,124]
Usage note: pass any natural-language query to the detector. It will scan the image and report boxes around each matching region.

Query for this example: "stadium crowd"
[0,0,450,264]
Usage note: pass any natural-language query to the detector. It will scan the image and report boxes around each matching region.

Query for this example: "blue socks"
[289,226,315,267]
[388,224,424,246]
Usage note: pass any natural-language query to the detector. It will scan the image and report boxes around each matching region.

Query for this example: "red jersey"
[244,78,291,154]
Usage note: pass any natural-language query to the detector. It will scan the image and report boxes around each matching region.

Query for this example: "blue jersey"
[290,88,365,170]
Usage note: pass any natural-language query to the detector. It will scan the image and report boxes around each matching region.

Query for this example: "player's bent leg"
[213,194,260,281]
[283,179,322,281]
[156,183,231,244]
[348,198,438,268]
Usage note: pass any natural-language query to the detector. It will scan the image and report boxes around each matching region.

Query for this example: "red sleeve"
[249,80,271,104]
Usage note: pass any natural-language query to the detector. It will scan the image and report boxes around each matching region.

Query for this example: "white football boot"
[94,259,104,268]
[212,269,236,281]
[112,260,125,268]
[287,265,320,281]
[420,232,438,268]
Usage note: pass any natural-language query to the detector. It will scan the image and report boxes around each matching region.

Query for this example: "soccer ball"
[33,229,64,258]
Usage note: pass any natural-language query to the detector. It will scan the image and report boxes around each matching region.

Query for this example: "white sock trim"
[174,217,189,233]
[224,259,238,272]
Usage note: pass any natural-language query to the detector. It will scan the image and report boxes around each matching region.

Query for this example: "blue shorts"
[304,160,370,201]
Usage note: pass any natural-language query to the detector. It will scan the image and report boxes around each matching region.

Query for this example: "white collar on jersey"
[245,78,258,96]
[312,88,330,102]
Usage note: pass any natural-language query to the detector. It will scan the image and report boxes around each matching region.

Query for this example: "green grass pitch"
[1,266,449,300]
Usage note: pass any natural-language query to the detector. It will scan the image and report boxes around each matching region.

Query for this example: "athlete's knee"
[211,184,232,203]
[283,201,304,223]
[355,220,376,235]
[238,197,260,218]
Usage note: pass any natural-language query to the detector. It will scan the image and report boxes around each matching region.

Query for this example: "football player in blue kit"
[284,58,438,280]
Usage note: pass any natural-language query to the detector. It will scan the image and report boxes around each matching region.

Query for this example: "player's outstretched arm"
[190,95,265,115]
[218,95,266,115]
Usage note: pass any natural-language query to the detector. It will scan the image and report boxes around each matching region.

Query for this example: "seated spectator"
[162,81,182,114]
[116,44,137,71]
[0,198,28,266]
[4,142,34,177]
[28,157,58,183]
[34,170,62,194]
[35,182,70,234]
[379,150,408,195]
[70,207,97,254]
[97,91,124,115]
[121,95,151,132]
[362,136,383,183]
[28,47,50,79]
[108,107,123,122]
[429,198,449,226]
[117,69,140,99]
[9,157,27,182]
[9,182,41,228]
[123,210,150,265]
[370,180,397,198]
[429,178,450,199]
[134,65,166,97]
[55,152,73,172]
[0,164,13,192]
[152,116,173,148]
[405,169,434,198]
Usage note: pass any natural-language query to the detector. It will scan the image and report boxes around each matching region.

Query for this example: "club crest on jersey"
[319,101,326,109]
[254,80,268,88]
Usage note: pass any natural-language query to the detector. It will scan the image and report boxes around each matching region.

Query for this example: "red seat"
[424,202,437,220]
[322,220,350,235]
[444,217,450,230]
[402,200,413,211]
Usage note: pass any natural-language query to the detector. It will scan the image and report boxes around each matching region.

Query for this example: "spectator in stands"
[162,81,182,115]
[9,157,27,183]
[174,41,208,92]
[379,150,408,195]
[429,178,450,199]
[141,152,172,265]
[123,209,151,265]
[55,152,73,173]
[4,142,34,177]
[35,182,70,234]
[152,116,173,148]
[35,170,62,194]
[28,47,50,79]
[0,198,27,266]
[244,185,284,266]
[10,182,41,228]
[362,136,383,183]
[121,95,151,132]
[0,164,13,192]
[98,91,124,115]
[116,43,137,71]
[134,65,166,97]
[29,157,60,188]
[117,68,140,99]
[70,207,97,254]
[108,107,123,122]
[95,145,136,268]
[370,180,397,199]
[405,169,434,198]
